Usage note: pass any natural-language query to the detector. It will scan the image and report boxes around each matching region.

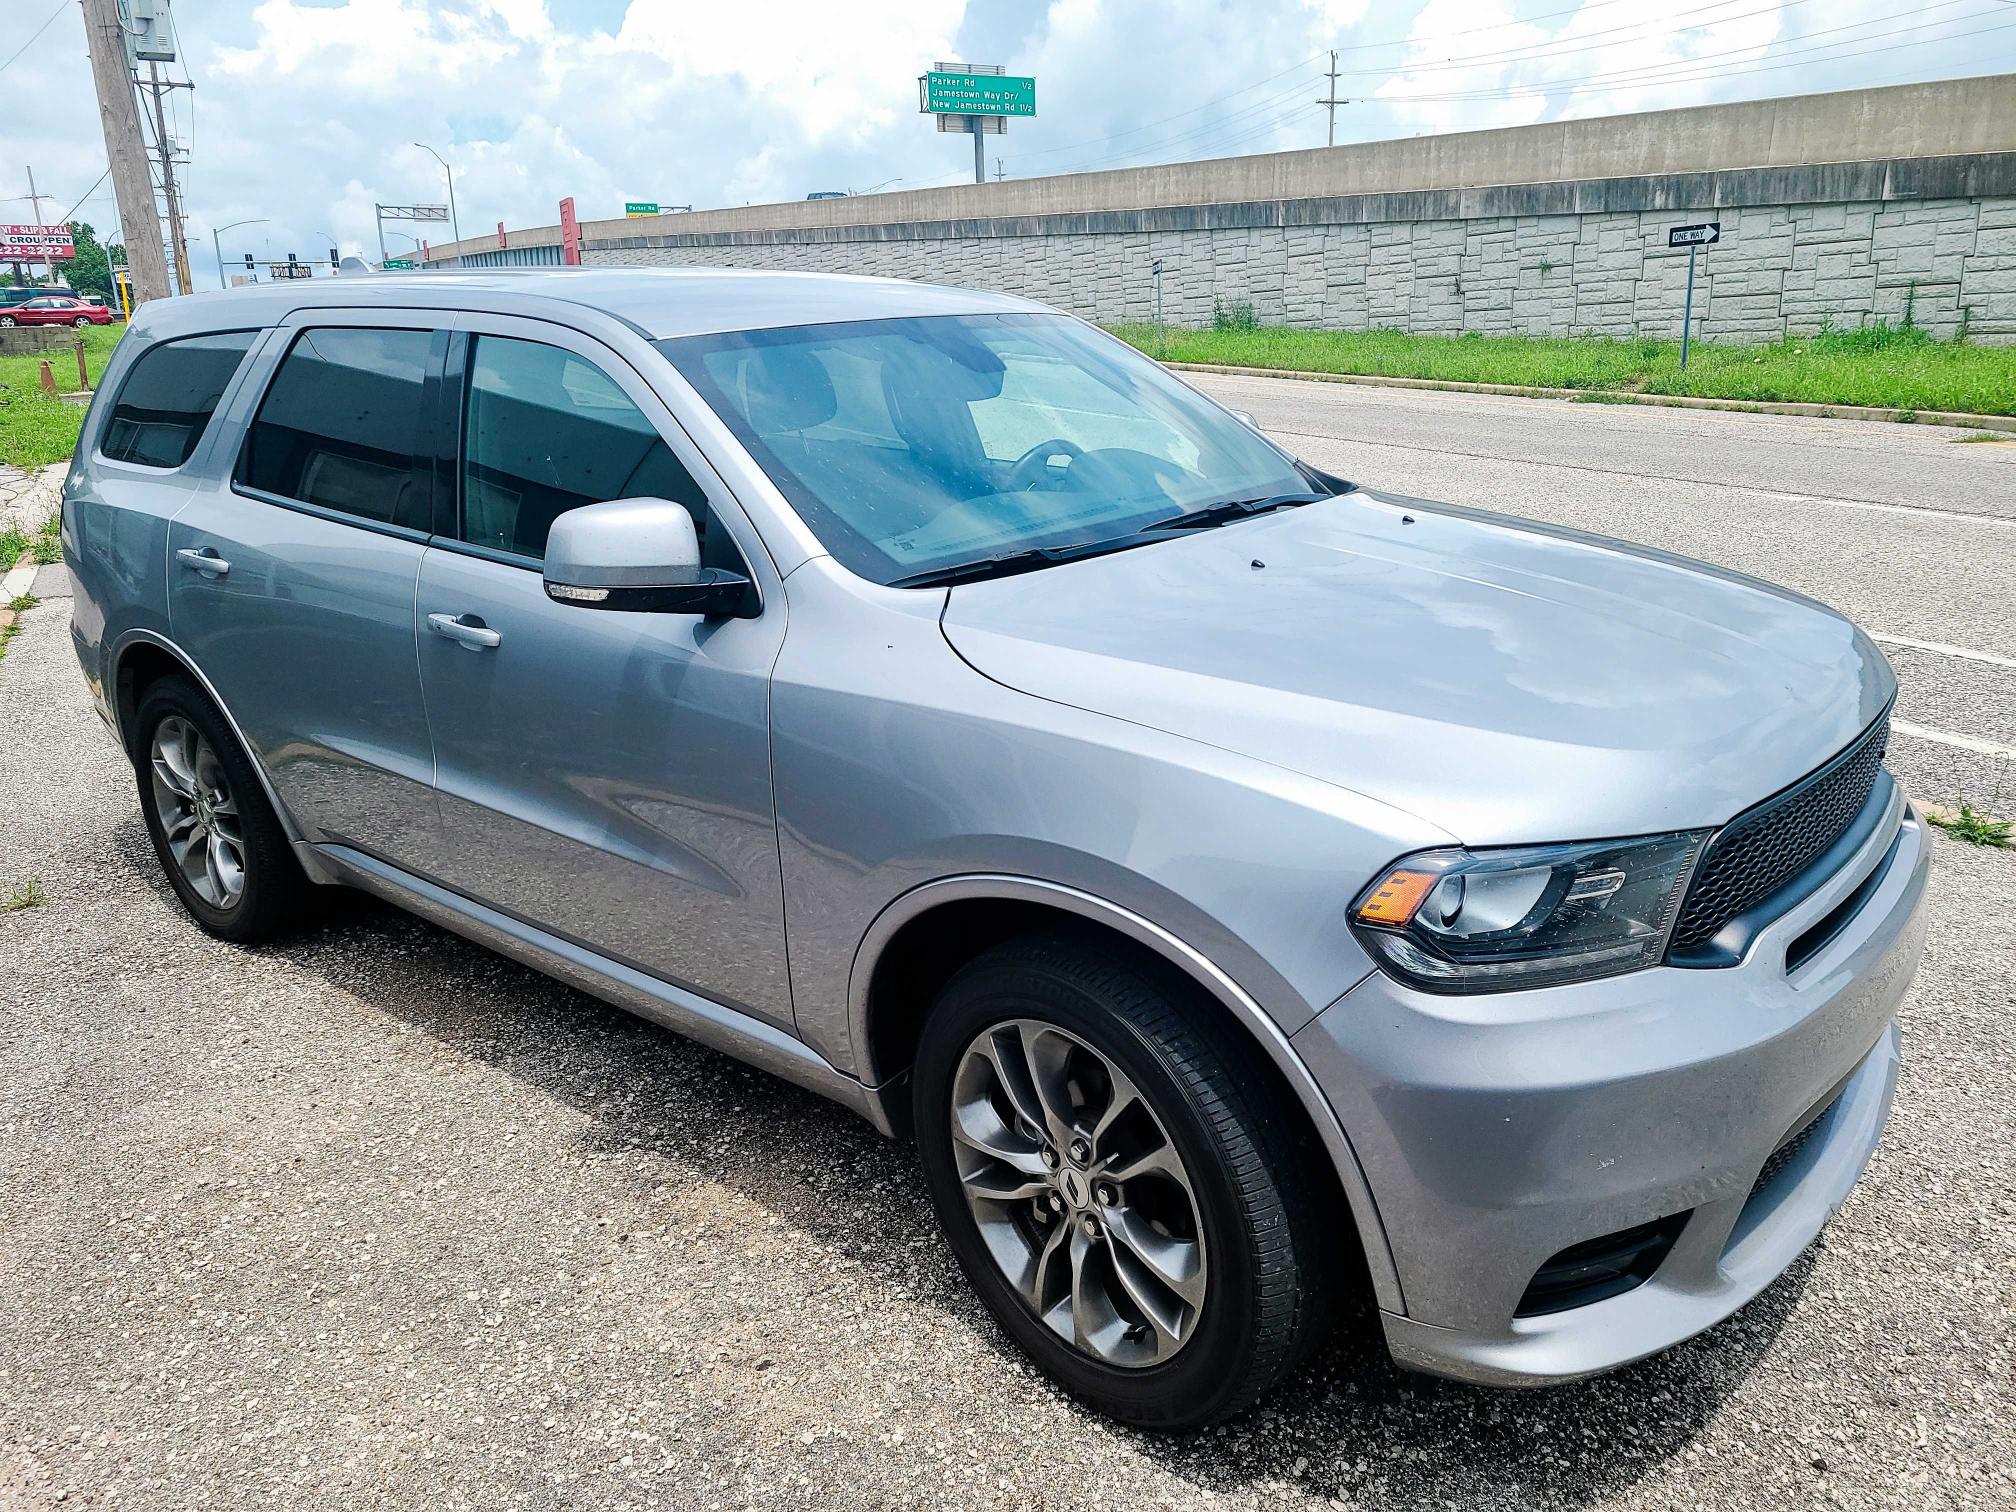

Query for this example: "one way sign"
[1668,221,1721,248]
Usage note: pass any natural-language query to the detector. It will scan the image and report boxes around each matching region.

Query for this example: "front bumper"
[1293,783,1930,1386]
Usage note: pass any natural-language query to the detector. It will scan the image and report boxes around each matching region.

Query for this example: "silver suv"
[63,270,1929,1428]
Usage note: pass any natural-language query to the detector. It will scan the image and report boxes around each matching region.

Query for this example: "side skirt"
[317,844,897,1136]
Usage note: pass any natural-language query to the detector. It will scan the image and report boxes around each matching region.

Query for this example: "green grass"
[0,879,49,913]
[1928,802,2014,848]
[1,512,60,569]
[1109,320,2016,417]
[0,592,33,662]
[0,323,126,468]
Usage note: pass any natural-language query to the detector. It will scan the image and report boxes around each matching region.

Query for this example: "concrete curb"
[0,559,37,603]
[1162,362,2016,434]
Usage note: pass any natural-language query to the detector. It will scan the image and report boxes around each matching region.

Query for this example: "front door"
[167,314,446,864]
[413,319,793,1027]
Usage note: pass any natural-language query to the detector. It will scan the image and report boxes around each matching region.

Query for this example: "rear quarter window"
[100,331,260,469]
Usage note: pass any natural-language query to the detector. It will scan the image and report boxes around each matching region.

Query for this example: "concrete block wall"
[584,192,2016,344]
[436,76,2016,345]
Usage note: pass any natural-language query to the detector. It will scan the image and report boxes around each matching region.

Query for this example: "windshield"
[658,313,1312,585]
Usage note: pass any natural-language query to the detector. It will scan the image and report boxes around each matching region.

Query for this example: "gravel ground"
[2,393,2014,1510]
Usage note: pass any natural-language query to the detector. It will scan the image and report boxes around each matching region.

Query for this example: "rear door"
[412,315,793,1026]
[167,311,447,863]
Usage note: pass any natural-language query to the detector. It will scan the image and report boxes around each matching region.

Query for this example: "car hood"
[938,491,1894,844]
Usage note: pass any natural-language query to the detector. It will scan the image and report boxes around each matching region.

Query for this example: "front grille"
[1749,1094,1840,1199]
[1667,710,1890,953]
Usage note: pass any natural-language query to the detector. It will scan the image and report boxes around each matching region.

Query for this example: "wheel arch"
[109,629,331,877]
[849,874,1406,1314]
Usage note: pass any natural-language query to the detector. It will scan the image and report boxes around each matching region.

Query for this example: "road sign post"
[1667,221,1720,371]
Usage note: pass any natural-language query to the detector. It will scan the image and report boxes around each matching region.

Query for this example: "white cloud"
[0,0,1995,290]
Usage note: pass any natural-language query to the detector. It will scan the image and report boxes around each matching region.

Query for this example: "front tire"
[133,676,309,942]
[913,932,1332,1428]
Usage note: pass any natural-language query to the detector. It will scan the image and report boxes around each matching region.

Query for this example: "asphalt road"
[2,389,2014,1511]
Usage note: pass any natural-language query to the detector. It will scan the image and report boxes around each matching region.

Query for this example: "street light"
[411,142,463,267]
[209,218,267,290]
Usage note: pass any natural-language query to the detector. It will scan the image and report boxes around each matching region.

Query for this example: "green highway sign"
[921,71,1035,116]
[382,257,415,270]
[625,202,659,218]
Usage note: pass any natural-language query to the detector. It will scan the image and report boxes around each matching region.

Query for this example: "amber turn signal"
[1354,868,1439,926]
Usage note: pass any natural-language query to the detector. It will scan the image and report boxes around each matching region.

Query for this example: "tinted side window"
[100,332,257,469]
[458,335,712,561]
[238,327,435,530]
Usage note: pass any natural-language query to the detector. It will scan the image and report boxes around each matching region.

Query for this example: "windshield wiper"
[886,532,1162,589]
[1139,491,1329,534]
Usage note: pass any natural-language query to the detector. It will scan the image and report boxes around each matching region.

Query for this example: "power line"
[1377,6,2010,102]
[1329,0,1811,78]
[0,0,70,79]
[1011,54,1328,162]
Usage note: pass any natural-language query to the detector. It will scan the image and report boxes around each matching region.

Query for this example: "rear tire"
[913,931,1333,1429]
[133,675,310,942]
[73,316,90,328]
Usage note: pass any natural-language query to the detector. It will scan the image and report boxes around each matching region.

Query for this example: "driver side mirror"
[542,497,752,616]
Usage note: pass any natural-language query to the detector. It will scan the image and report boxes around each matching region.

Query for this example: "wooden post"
[39,359,57,397]
[75,338,89,391]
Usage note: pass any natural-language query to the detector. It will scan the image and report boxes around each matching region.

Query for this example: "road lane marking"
[1258,427,2016,530]
[1870,634,2016,670]
[1893,720,2016,759]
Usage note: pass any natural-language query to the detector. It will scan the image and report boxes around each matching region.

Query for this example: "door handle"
[175,546,230,578]
[427,611,502,651]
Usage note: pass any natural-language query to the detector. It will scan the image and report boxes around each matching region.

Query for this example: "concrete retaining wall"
[435,75,2016,343]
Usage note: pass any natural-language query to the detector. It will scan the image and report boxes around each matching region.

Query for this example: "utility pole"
[79,0,170,304]
[143,63,194,295]
[1317,50,1352,148]
[993,157,1006,182]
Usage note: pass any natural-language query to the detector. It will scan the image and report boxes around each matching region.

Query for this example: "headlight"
[1349,833,1707,994]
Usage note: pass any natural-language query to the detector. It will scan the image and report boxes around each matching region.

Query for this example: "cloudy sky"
[4,0,2011,288]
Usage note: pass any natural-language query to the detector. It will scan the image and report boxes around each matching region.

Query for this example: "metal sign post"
[922,63,1033,184]
[1667,221,1720,370]
[1152,258,1165,356]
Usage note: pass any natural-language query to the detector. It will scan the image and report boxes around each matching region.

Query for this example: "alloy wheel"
[949,1018,1208,1368]
[148,715,247,908]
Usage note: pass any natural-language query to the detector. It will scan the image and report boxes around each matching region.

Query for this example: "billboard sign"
[0,224,76,261]
[921,71,1035,116]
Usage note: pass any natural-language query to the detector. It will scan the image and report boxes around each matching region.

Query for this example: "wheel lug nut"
[1068,1139,1090,1164]
[1096,1184,1117,1207]
[1039,1146,1060,1170]
[1081,1215,1100,1237]
[1046,1193,1063,1212]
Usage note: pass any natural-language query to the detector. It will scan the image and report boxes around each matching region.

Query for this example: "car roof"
[127,267,1053,342]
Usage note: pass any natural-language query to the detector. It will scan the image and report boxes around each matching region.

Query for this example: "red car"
[0,295,115,327]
